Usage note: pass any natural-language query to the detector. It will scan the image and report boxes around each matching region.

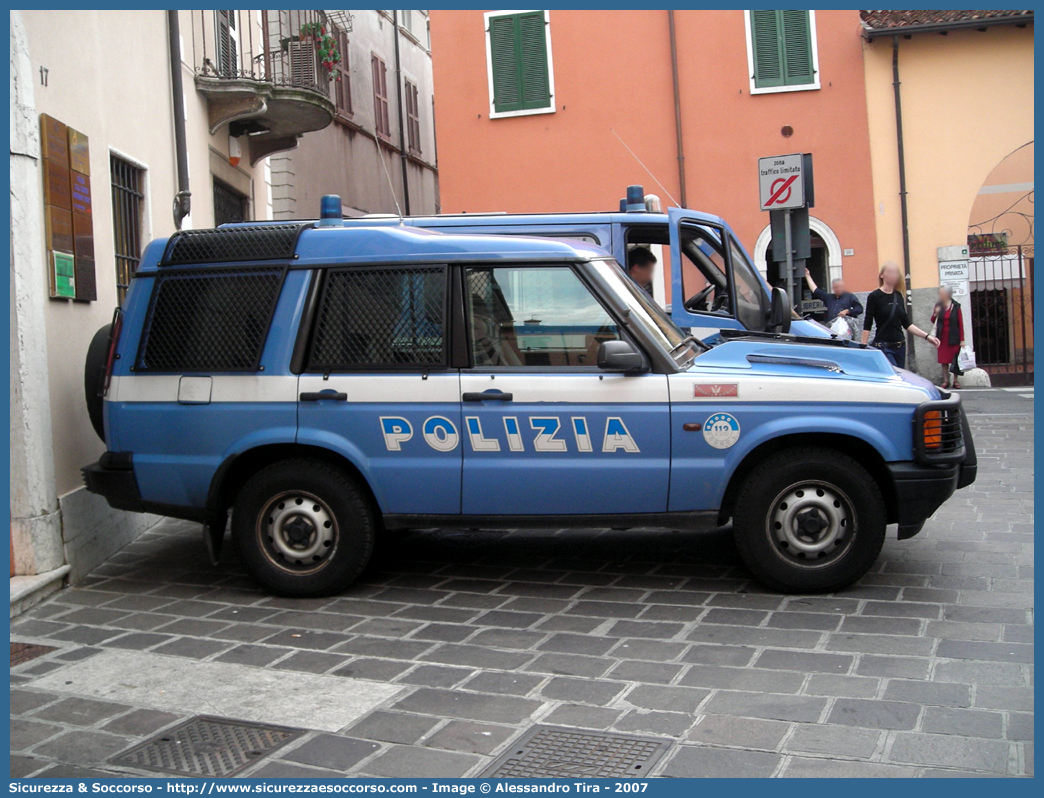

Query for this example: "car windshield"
[592,260,699,366]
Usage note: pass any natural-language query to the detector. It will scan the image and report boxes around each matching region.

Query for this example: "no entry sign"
[759,153,805,210]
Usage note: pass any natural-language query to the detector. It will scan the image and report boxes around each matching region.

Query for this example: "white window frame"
[743,9,821,96]
[484,9,556,120]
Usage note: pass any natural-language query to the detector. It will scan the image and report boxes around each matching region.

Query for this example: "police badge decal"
[703,413,741,449]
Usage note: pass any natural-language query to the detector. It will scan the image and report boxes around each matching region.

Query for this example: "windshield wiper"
[670,333,710,356]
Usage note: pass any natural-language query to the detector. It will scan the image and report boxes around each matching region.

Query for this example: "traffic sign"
[759,154,805,210]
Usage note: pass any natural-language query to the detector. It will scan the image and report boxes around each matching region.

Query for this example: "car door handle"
[300,391,348,402]
[462,391,513,402]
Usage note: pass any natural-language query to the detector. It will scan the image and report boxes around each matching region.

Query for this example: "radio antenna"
[377,140,405,224]
[610,129,679,208]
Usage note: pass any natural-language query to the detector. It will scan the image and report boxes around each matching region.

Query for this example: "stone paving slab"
[9,414,1033,777]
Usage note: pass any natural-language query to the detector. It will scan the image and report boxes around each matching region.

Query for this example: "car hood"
[688,338,940,399]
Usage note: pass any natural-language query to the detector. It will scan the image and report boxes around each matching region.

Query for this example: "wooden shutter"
[372,55,390,137]
[518,12,550,108]
[750,10,783,88]
[489,15,520,112]
[517,11,551,109]
[751,10,814,89]
[781,10,814,85]
[334,32,352,116]
[406,82,421,154]
[216,10,238,77]
[288,40,318,88]
[489,11,551,114]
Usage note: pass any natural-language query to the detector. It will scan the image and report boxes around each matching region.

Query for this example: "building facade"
[272,10,439,220]
[9,9,349,605]
[428,9,881,301]
[860,10,1034,382]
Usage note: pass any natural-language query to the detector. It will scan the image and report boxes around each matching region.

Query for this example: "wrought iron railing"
[189,10,356,99]
[969,244,1034,382]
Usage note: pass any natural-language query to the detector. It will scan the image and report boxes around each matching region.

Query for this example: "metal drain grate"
[11,643,57,667]
[110,716,304,777]
[482,726,671,778]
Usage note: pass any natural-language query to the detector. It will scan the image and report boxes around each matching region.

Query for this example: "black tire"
[232,459,376,596]
[732,447,886,593]
[84,324,112,442]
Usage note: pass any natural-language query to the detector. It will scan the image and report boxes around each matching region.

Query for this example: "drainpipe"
[892,35,916,369]
[392,10,412,215]
[668,10,688,208]
[168,10,191,229]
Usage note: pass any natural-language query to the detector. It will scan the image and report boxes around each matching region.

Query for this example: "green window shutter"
[750,10,815,89]
[781,10,814,85]
[489,11,551,114]
[489,15,520,113]
[750,10,783,88]
[517,12,550,110]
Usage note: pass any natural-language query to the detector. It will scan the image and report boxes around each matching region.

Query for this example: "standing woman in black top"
[861,261,939,369]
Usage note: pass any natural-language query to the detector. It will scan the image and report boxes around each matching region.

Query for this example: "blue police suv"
[82,213,975,596]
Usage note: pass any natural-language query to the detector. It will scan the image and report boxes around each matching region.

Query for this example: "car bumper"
[82,452,145,513]
[890,408,977,540]
[82,452,208,522]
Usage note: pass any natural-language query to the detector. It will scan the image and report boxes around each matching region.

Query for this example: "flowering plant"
[299,22,342,77]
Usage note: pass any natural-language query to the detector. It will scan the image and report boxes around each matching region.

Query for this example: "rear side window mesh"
[136,268,285,372]
[161,224,307,266]
[308,267,446,370]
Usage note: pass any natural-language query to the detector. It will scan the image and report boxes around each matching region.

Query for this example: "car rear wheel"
[232,459,376,596]
[732,447,886,593]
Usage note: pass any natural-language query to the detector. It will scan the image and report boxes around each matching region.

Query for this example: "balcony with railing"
[189,10,351,164]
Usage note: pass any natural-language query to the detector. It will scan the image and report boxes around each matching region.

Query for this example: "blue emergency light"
[318,195,342,226]
[625,184,645,212]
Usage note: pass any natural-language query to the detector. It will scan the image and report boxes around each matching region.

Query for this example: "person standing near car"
[804,269,863,321]
[861,261,939,368]
[931,284,965,389]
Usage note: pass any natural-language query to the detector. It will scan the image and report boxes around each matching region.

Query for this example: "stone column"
[9,10,65,576]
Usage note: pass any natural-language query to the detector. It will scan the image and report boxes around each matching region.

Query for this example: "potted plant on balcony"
[296,21,342,79]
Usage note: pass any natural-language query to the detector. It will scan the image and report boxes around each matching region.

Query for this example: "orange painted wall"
[430,9,880,290]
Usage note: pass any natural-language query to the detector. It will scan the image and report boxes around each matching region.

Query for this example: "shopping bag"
[829,316,853,340]
[957,346,976,371]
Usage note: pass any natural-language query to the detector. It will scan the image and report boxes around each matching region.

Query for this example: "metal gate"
[969,245,1034,385]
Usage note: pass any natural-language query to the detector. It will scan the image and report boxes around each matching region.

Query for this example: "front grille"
[161,224,307,266]
[136,268,285,372]
[914,395,965,464]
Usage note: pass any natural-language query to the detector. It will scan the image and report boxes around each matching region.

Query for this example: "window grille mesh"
[137,268,284,372]
[162,224,306,266]
[308,268,445,370]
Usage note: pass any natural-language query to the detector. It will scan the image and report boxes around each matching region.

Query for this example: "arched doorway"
[966,141,1034,385]
[753,216,843,292]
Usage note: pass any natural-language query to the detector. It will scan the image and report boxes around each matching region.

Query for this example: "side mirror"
[597,340,646,372]
[768,287,792,334]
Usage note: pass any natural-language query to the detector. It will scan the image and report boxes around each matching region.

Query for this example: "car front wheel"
[232,459,376,596]
[732,447,886,593]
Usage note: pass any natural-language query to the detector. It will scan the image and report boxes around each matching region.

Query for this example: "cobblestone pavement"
[10,411,1033,778]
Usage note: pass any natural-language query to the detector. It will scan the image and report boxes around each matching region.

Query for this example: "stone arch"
[753,216,844,282]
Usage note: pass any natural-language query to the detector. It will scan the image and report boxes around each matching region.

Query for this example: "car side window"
[680,225,732,316]
[465,265,620,368]
[306,266,447,370]
[729,236,769,332]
